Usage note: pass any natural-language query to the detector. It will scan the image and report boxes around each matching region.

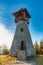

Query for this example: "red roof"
[13,8,31,18]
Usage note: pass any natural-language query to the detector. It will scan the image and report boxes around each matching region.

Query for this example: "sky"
[0,0,43,49]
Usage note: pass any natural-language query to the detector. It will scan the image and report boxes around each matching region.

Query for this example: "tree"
[2,44,9,55]
[34,41,39,54]
[40,39,43,54]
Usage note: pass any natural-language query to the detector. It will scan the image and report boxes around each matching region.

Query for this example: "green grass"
[26,55,43,65]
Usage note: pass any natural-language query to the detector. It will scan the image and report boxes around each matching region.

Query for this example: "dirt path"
[2,61,37,65]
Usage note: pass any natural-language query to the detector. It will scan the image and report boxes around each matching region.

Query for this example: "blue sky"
[0,0,43,48]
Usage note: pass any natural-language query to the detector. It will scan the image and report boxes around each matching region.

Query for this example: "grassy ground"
[0,54,17,65]
[0,54,43,65]
[26,55,43,65]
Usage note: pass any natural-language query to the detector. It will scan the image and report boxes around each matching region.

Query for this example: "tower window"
[20,28,23,32]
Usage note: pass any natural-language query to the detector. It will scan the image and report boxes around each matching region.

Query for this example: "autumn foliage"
[34,40,43,55]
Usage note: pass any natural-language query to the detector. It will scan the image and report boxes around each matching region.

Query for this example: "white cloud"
[0,23,14,49]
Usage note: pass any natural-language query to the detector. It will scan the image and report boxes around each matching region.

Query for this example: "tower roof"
[13,8,31,18]
[13,8,31,23]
